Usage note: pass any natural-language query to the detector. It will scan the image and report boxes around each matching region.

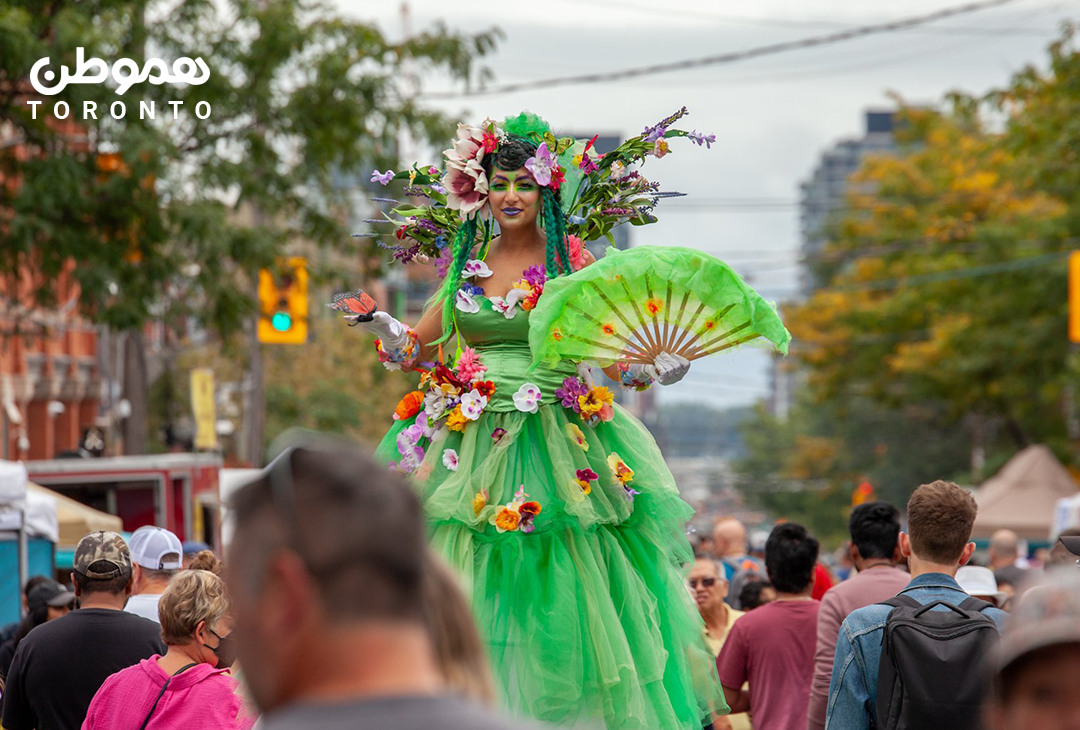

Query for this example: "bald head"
[989,529,1019,568]
[713,518,748,559]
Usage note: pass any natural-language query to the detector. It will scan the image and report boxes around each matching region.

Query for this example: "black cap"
[27,580,75,613]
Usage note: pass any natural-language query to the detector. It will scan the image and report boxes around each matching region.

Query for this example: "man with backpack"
[824,480,1008,730]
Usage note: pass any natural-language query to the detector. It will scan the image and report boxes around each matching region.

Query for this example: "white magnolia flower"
[464,259,493,278]
[424,391,450,420]
[455,288,481,314]
[513,383,543,414]
[442,449,459,471]
[460,389,489,420]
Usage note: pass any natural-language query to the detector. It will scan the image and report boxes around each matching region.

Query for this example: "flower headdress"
[358,107,714,343]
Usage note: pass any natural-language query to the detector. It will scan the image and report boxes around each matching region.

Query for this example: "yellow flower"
[565,423,589,451]
[575,478,592,495]
[578,386,614,417]
[491,506,521,533]
[446,406,468,432]
[472,489,488,517]
[607,453,635,485]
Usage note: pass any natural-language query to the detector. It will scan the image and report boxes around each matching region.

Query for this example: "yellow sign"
[190,368,217,450]
[1070,251,1080,344]
[257,256,309,345]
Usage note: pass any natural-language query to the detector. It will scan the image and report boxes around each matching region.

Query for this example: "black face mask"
[203,628,237,668]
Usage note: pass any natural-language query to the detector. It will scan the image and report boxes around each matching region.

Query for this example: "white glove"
[644,351,690,386]
[346,311,410,350]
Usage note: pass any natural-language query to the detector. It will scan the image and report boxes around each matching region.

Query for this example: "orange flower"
[552,328,563,341]
[493,507,521,532]
[574,479,592,495]
[393,390,425,421]
[645,298,663,317]
[519,501,542,518]
[601,323,616,336]
[703,318,717,331]
[446,406,468,432]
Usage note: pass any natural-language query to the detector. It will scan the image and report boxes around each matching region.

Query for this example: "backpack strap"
[957,596,996,613]
[878,594,922,610]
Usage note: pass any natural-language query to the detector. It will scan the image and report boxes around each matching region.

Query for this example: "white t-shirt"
[124,593,163,623]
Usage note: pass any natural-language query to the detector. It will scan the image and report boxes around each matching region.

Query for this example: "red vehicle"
[25,453,222,549]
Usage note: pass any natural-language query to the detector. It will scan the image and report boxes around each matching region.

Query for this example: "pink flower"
[567,235,588,271]
[524,142,557,187]
[456,347,487,382]
[444,158,489,216]
[445,123,487,165]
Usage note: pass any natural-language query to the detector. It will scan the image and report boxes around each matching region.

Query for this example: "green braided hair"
[542,186,571,276]
[427,216,479,346]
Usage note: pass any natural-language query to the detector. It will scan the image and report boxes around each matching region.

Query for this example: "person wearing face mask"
[81,569,247,730]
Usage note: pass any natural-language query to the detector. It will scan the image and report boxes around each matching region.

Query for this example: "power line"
[422,0,1022,99]
[566,0,1054,35]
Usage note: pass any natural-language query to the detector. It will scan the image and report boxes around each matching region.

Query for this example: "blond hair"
[420,553,496,706]
[158,569,230,645]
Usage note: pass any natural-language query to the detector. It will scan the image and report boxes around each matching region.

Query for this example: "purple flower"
[491,427,507,444]
[642,125,666,143]
[522,265,547,288]
[430,182,447,194]
[460,282,485,297]
[435,248,453,279]
[524,142,557,186]
[554,376,589,410]
[689,130,716,149]
[623,485,640,502]
[371,169,395,186]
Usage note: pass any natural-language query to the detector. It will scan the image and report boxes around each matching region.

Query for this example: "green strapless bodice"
[457,298,576,413]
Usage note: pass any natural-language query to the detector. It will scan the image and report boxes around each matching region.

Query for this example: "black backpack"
[873,594,1000,730]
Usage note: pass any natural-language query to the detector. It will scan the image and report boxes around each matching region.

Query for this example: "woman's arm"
[572,249,626,383]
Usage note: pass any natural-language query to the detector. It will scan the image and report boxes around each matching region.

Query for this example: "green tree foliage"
[738,26,1080,531]
[1,0,497,331]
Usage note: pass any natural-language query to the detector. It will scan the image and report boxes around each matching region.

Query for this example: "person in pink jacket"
[82,567,249,730]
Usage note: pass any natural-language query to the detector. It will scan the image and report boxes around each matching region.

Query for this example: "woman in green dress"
[353,112,726,729]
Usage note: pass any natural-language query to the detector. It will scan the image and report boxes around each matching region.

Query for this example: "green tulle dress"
[375,289,727,729]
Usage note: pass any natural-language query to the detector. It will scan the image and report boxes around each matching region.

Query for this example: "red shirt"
[716,599,819,730]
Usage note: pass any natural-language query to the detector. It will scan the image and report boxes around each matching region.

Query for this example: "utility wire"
[567,0,1053,34]
[422,0,1022,99]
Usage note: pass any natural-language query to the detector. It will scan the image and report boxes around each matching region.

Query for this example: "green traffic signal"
[271,311,292,332]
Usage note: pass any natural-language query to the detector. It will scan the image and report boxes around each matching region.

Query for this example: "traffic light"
[852,482,874,506]
[258,257,308,344]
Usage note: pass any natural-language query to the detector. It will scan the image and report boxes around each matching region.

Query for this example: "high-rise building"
[768,110,898,420]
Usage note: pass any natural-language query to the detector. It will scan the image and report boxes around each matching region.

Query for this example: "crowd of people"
[0,439,1078,730]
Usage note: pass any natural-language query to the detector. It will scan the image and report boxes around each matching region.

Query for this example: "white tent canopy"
[973,445,1079,541]
[0,461,58,543]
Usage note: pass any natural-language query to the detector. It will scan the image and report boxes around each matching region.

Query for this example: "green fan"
[530,246,791,367]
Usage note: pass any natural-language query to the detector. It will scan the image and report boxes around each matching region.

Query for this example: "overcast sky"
[338,0,1074,409]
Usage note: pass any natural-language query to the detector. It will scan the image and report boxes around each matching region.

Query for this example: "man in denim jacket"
[824,481,1008,730]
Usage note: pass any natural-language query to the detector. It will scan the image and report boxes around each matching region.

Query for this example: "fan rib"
[668,300,708,355]
[662,282,674,352]
[678,303,737,357]
[618,279,661,358]
[564,333,631,358]
[564,302,652,359]
[644,274,665,355]
[685,319,753,358]
[694,331,762,358]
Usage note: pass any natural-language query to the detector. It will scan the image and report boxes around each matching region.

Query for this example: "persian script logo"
[30,48,210,96]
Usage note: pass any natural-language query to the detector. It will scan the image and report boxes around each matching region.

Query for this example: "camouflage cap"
[74,531,132,579]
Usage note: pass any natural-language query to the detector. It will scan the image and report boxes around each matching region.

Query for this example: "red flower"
[473,380,497,397]
[482,131,498,153]
[549,166,565,190]
[433,363,466,390]
[519,501,542,517]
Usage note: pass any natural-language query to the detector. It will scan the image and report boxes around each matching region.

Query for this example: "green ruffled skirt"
[376,398,727,728]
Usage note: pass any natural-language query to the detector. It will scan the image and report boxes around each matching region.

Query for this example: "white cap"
[129,526,183,570]
[956,565,1007,607]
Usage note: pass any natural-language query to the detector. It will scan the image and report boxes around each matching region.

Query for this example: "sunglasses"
[263,438,377,579]
[688,577,717,589]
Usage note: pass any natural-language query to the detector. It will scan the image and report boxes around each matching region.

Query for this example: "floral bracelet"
[617,362,655,391]
[374,329,420,371]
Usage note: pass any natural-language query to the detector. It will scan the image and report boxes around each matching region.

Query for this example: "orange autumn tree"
[785,94,1070,454]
